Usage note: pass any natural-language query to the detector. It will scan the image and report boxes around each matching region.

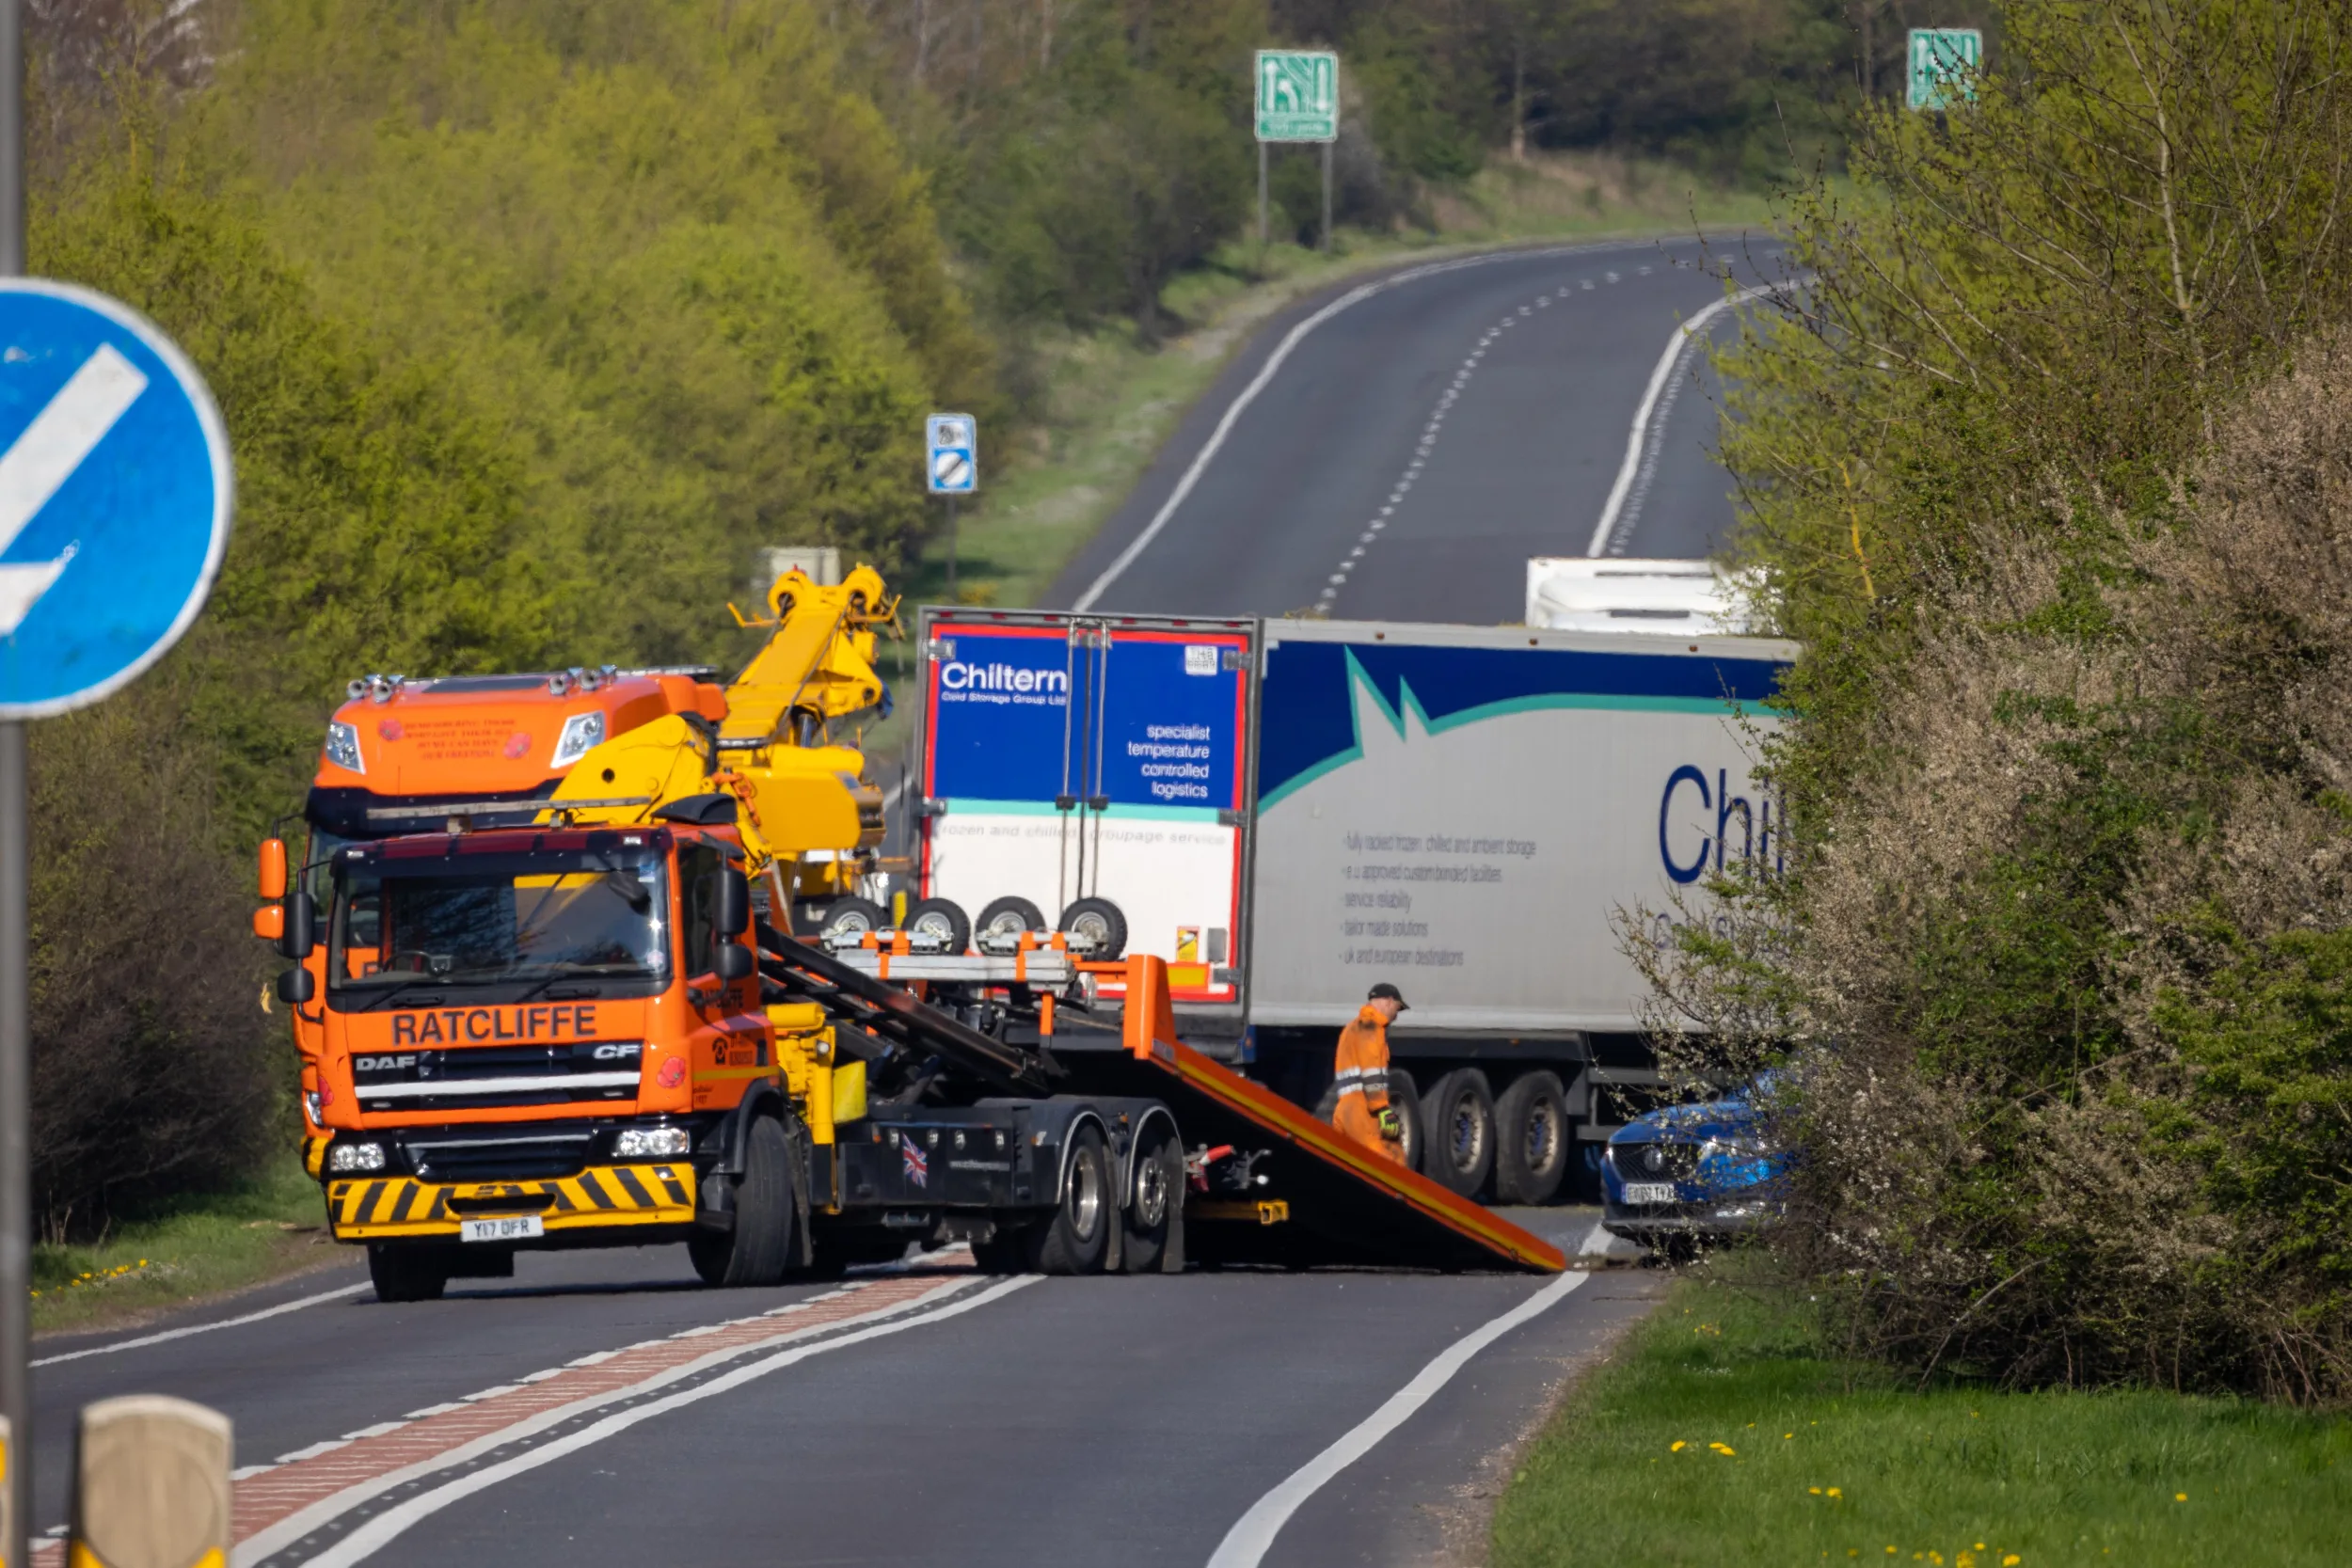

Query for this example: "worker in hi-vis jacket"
[1331,982,1408,1165]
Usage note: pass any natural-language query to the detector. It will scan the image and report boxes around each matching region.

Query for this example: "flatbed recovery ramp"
[1075,959,1565,1274]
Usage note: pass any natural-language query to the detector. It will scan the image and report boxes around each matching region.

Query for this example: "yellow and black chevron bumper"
[326,1164,696,1240]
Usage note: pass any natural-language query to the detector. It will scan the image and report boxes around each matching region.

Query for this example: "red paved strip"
[33,1269,970,1568]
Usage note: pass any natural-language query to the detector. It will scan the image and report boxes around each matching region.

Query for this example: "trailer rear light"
[613,1127,691,1159]
[550,710,606,768]
[323,721,364,774]
[328,1142,387,1173]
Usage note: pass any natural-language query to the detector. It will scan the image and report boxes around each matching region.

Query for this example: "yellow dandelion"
[1827,1487,1842,1498]
[1670,1441,1687,1452]
[1785,1433,1795,1439]
[2175,1493,2186,1502]
[1810,1487,1822,1496]
[2003,1558,2022,1566]
[1976,1547,1985,1554]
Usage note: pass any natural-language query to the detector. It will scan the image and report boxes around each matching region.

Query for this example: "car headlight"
[328,1142,386,1173]
[615,1126,691,1159]
[323,721,364,774]
[551,710,607,769]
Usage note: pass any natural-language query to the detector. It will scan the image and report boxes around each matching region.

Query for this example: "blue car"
[1600,1079,1787,1255]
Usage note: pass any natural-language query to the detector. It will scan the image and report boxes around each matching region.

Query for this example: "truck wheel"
[905,897,972,954]
[1057,897,1127,959]
[1421,1069,1496,1200]
[368,1243,449,1304]
[975,896,1047,944]
[1027,1124,1112,1275]
[690,1115,796,1288]
[1493,1071,1569,1205]
[1121,1122,1184,1274]
[818,896,889,945]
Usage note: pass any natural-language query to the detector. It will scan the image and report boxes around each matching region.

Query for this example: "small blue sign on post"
[926,412,977,497]
[0,279,231,719]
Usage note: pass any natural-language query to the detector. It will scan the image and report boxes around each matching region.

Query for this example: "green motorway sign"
[1907,27,1982,111]
[1256,50,1338,143]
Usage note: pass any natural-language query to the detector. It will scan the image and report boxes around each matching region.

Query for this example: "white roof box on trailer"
[1524,557,1764,636]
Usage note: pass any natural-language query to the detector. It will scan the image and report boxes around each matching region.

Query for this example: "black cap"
[1367,982,1408,1010]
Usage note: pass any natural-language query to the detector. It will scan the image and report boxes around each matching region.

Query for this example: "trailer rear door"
[917,610,1256,1008]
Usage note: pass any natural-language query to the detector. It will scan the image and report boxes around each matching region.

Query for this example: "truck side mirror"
[714,868,751,937]
[259,838,288,900]
[279,891,317,961]
[275,966,315,1006]
[713,941,755,984]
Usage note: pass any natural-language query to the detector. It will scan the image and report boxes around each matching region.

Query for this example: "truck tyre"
[818,896,889,944]
[1027,1124,1112,1275]
[1056,897,1127,959]
[975,896,1047,943]
[368,1243,449,1304]
[1121,1122,1184,1274]
[905,896,972,954]
[1422,1069,1496,1200]
[690,1115,796,1288]
[1493,1071,1569,1205]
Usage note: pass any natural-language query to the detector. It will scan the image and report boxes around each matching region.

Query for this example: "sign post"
[1254,49,1339,252]
[1906,27,1982,111]
[0,5,234,1545]
[925,413,977,600]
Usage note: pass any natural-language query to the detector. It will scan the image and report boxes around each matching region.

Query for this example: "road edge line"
[230,1275,987,1566]
[1204,1269,1591,1568]
[288,1275,1041,1568]
[31,1282,372,1368]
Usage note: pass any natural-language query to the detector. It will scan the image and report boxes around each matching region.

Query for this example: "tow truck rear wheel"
[1027,1124,1112,1275]
[1421,1069,1497,1200]
[1120,1122,1183,1274]
[368,1243,450,1304]
[905,897,973,955]
[818,896,889,945]
[976,896,1047,943]
[1493,1071,1569,1205]
[690,1115,797,1288]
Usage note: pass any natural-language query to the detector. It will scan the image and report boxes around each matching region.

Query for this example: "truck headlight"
[615,1126,691,1159]
[304,1091,322,1125]
[551,710,606,769]
[328,1142,387,1173]
[323,721,364,774]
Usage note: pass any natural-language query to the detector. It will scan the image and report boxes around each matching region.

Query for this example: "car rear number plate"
[460,1215,543,1243]
[1623,1183,1677,1206]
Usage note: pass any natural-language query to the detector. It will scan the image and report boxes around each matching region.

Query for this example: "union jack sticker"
[902,1132,929,1187]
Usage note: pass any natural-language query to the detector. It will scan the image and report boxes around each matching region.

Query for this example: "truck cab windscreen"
[329,848,670,998]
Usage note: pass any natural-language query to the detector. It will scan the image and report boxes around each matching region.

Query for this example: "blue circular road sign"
[0,278,231,720]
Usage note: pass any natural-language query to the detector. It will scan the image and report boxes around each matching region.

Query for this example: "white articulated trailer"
[906,589,1796,1207]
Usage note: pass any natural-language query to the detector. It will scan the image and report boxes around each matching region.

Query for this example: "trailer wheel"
[1121,1122,1184,1274]
[1028,1124,1112,1275]
[976,896,1047,943]
[1493,1071,1569,1205]
[818,896,889,945]
[690,1115,796,1288]
[905,897,973,954]
[1421,1069,1496,1200]
[1057,897,1127,959]
[367,1243,449,1304]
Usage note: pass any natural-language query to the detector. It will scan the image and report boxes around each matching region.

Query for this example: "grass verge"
[1492,1264,2351,1567]
[856,151,1784,768]
[32,1155,338,1338]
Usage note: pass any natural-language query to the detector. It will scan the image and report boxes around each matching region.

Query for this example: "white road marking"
[1585,281,1792,558]
[280,1276,1040,1568]
[32,1281,370,1367]
[1069,241,1677,612]
[1204,1269,1591,1568]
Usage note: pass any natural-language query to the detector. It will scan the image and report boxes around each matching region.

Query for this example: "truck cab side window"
[679,844,722,976]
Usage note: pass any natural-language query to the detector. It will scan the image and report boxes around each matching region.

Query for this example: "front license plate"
[1623,1183,1677,1206]
[460,1215,543,1243]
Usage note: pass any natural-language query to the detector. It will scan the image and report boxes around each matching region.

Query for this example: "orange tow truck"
[257,564,1565,1300]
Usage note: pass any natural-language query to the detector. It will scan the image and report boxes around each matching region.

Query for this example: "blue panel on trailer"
[927,626,1077,802]
[1089,634,1247,811]
[1255,638,1788,809]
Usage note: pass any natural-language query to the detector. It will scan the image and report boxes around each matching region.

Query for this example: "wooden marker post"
[70,1397,233,1568]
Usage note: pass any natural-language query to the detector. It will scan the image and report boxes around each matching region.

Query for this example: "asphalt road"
[1047,233,1790,621]
[31,1213,1658,1568]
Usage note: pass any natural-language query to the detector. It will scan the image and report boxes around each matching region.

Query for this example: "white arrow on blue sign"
[0,279,231,720]
[926,412,977,496]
